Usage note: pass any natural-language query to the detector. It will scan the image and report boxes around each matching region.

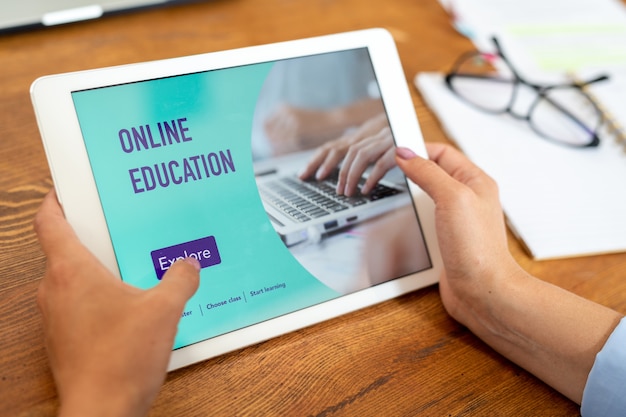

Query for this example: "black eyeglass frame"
[445,37,608,148]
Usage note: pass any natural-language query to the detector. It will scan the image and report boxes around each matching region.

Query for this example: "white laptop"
[0,0,193,31]
[255,159,410,247]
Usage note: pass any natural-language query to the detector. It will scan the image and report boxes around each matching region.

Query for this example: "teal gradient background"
[72,63,340,349]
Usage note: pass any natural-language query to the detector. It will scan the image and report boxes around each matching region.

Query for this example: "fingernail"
[396,147,418,160]
[184,257,201,272]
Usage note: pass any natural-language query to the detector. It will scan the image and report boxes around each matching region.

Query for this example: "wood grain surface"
[1,0,625,415]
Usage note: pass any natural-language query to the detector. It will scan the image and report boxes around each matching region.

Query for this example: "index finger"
[395,144,496,203]
[298,147,328,180]
[425,143,498,197]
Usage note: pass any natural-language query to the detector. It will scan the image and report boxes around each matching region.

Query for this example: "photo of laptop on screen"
[30,28,442,370]
[252,49,411,247]
[255,163,408,247]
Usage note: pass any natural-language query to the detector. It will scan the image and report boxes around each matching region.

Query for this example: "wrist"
[440,259,531,341]
[447,262,622,403]
[58,379,150,417]
[469,264,535,341]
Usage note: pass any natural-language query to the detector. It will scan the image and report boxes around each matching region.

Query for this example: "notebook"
[416,72,626,260]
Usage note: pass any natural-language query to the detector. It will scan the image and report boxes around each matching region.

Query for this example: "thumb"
[154,258,201,308]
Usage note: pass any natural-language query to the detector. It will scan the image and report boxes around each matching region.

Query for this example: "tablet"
[31,28,442,371]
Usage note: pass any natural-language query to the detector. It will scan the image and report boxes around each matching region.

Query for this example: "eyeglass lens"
[447,52,516,113]
[530,88,602,147]
[448,52,601,147]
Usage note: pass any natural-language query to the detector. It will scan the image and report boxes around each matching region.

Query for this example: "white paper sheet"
[441,0,626,76]
[416,72,626,260]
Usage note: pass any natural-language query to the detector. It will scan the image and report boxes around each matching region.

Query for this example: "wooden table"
[2,0,625,415]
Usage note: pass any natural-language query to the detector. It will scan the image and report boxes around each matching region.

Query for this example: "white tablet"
[31,28,442,371]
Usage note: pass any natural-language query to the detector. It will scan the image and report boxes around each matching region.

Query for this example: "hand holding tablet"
[34,190,202,417]
[31,28,442,371]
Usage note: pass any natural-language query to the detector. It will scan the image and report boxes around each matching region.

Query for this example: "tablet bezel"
[30,28,442,371]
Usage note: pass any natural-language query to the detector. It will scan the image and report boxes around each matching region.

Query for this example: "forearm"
[455,266,622,404]
[396,143,624,405]
[330,98,385,133]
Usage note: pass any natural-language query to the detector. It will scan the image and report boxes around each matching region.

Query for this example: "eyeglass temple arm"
[578,74,609,86]
[490,37,524,80]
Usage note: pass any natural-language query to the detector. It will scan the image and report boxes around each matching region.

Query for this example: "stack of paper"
[416,72,626,260]
[440,0,626,76]
[421,0,626,259]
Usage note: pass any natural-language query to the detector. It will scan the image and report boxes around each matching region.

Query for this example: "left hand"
[264,105,338,155]
[35,190,200,417]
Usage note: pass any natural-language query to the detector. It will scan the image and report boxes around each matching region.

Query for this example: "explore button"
[151,236,221,280]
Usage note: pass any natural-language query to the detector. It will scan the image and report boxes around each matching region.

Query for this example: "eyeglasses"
[445,38,608,148]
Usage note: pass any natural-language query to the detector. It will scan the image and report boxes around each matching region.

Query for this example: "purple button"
[151,236,221,280]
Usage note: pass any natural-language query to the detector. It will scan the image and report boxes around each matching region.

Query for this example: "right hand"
[394,143,520,325]
[299,113,394,196]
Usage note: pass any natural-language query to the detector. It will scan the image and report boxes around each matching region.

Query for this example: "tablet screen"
[71,47,432,350]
